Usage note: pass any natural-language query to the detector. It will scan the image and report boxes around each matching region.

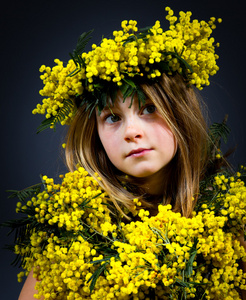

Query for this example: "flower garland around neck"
[3,164,246,299]
[32,6,222,132]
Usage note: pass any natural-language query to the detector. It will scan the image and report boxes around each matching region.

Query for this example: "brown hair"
[65,73,208,217]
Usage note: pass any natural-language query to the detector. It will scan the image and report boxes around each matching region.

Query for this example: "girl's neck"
[131,167,168,196]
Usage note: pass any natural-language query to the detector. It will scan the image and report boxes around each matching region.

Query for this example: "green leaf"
[36,116,56,133]
[74,30,94,56]
[119,79,146,110]
[69,30,94,64]
[37,99,74,133]
[122,26,153,46]
[67,66,81,77]
[163,50,193,74]
[120,82,136,103]
[184,237,199,277]
[122,78,137,89]
[209,117,230,145]
[175,278,192,288]
[0,217,33,230]
[119,81,129,97]
[122,35,137,46]
[137,26,152,36]
[68,29,94,76]
[136,85,146,108]
[88,261,109,292]
[158,61,171,73]
[100,92,108,110]
[7,183,42,202]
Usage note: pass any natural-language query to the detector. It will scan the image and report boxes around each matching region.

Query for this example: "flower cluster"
[15,168,112,287]
[32,6,221,130]
[83,8,220,89]
[12,168,246,299]
[32,60,82,126]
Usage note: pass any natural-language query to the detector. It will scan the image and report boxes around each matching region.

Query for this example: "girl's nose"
[124,118,143,142]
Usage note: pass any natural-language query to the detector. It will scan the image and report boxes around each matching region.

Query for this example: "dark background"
[1,0,245,298]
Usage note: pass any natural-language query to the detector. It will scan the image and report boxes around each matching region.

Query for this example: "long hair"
[65,73,209,217]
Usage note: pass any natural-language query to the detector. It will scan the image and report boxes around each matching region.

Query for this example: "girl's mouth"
[127,148,152,158]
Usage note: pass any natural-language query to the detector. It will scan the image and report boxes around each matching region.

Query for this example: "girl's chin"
[126,169,164,181]
[126,171,157,179]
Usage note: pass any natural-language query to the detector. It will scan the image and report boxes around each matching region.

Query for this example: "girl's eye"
[142,104,157,115]
[105,114,120,124]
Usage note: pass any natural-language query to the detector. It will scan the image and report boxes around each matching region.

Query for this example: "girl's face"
[96,94,177,180]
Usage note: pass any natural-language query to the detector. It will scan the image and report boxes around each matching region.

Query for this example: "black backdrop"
[1,0,245,298]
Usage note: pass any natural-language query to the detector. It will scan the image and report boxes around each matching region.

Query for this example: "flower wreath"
[32,6,221,132]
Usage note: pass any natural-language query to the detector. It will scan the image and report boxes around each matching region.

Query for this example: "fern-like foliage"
[120,78,146,108]
[209,115,230,146]
[68,30,94,77]
[1,183,43,266]
[208,115,230,160]
[7,183,42,203]
[36,98,74,133]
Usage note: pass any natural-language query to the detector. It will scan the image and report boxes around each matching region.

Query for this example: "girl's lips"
[127,148,152,158]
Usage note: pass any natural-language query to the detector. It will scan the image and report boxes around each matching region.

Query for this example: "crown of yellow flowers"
[33,7,222,132]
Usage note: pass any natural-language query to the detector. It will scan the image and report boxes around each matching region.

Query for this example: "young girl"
[65,73,207,219]
[14,6,246,300]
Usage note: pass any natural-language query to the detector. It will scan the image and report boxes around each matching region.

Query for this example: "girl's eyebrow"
[101,106,110,113]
